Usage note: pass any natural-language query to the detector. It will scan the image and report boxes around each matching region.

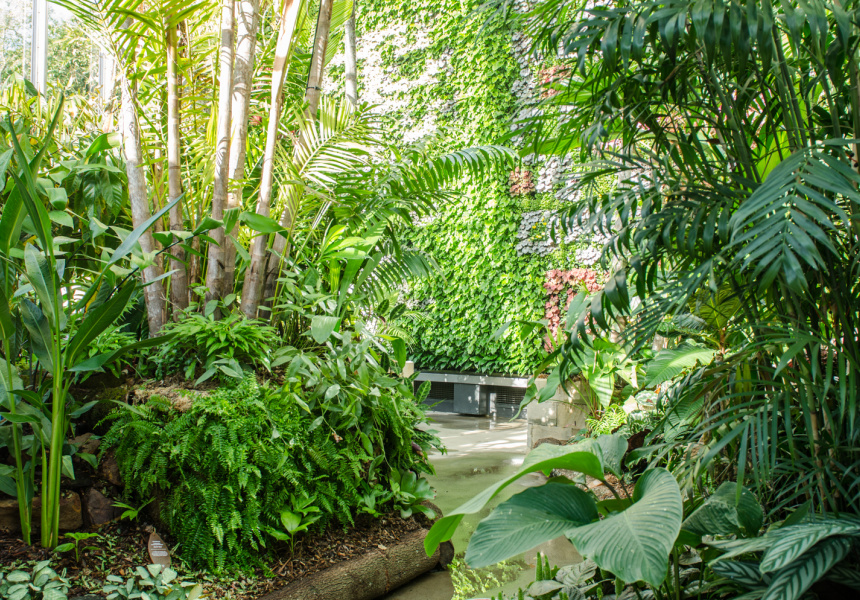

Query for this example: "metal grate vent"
[415,381,456,403]
[485,385,526,407]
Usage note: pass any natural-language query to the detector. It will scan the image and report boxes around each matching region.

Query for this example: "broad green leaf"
[107,195,181,266]
[240,211,286,234]
[391,337,407,371]
[83,132,121,157]
[425,444,604,556]
[0,286,14,343]
[20,300,53,371]
[567,468,683,587]
[65,284,134,367]
[466,483,598,567]
[762,537,852,600]
[588,371,614,408]
[644,345,716,388]
[48,210,73,228]
[310,315,339,344]
[23,245,58,323]
[683,481,762,538]
[710,561,768,587]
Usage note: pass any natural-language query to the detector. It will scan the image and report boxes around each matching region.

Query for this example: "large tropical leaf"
[424,442,605,556]
[566,468,683,587]
[682,481,762,538]
[466,483,598,568]
[762,537,852,600]
[758,520,860,573]
[643,344,716,388]
[729,148,860,292]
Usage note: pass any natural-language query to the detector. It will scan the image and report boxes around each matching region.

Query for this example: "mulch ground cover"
[0,512,428,599]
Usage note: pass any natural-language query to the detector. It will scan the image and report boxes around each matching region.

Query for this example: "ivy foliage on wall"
[346,0,609,375]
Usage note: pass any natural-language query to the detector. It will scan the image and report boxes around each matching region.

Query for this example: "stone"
[84,488,116,526]
[0,493,83,532]
[64,474,93,490]
[532,437,566,449]
[97,450,123,486]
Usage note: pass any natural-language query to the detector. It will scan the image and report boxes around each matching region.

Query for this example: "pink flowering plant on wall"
[544,269,603,350]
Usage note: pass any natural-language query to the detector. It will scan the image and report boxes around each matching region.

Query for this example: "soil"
[0,512,431,599]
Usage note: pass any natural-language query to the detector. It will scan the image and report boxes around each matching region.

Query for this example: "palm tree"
[518,0,860,514]
[205,0,235,304]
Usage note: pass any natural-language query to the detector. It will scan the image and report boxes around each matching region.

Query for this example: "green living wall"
[330,0,610,374]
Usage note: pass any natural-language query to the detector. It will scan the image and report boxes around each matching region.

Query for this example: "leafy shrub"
[103,565,202,600]
[0,561,70,600]
[103,341,440,570]
[585,403,628,435]
[152,312,280,383]
[78,325,137,381]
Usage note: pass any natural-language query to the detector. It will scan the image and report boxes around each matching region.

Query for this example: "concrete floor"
[383,413,581,600]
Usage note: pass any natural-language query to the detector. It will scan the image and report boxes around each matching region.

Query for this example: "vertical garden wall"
[332,0,611,375]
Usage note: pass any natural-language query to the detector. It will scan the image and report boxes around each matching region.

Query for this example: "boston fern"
[102,370,439,571]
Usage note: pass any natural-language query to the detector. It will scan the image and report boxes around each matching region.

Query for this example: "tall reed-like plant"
[0,100,175,547]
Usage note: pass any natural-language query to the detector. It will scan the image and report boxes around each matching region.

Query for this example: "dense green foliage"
[357,0,607,374]
[520,0,860,516]
[103,565,202,600]
[152,311,280,382]
[103,363,439,570]
[0,561,70,600]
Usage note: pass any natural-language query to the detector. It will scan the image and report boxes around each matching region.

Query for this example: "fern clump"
[102,369,440,571]
[151,311,280,382]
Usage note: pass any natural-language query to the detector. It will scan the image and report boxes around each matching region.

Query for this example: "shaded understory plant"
[152,310,280,384]
[0,561,70,600]
[102,361,441,570]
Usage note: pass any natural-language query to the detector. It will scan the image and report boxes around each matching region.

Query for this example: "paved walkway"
[384,413,580,600]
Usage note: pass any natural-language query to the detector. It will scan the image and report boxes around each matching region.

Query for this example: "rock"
[64,474,93,490]
[438,541,455,569]
[0,493,83,532]
[74,433,101,456]
[84,488,116,526]
[97,450,123,486]
[532,437,566,449]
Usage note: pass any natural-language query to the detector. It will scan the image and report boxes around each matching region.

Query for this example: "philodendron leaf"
[466,483,598,567]
[567,468,683,587]
[424,443,605,557]
[683,481,762,538]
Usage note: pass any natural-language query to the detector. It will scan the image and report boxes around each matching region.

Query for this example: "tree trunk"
[204,0,236,305]
[223,0,260,299]
[166,19,188,314]
[344,0,358,105]
[257,529,441,600]
[305,0,334,119]
[261,187,298,312]
[240,0,301,319]
[257,0,337,305]
[120,71,166,336]
[221,0,260,297]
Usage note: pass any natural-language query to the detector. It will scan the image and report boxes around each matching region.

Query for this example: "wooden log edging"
[259,529,442,600]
